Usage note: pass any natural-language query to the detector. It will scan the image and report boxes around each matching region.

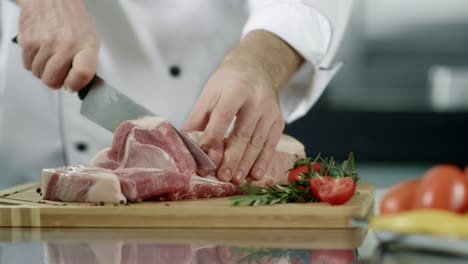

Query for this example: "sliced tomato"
[288,162,322,184]
[310,249,356,264]
[413,164,468,213]
[310,176,356,205]
[380,179,420,215]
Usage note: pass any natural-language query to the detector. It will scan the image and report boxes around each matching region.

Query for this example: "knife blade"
[78,75,217,171]
[11,35,216,171]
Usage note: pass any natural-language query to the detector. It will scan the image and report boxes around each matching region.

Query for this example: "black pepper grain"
[36,187,41,193]
[99,201,105,206]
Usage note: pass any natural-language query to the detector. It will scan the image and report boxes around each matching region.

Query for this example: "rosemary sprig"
[231,152,359,206]
[232,184,317,206]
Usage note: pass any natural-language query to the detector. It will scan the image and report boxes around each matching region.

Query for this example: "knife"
[11,35,216,171]
[78,76,217,171]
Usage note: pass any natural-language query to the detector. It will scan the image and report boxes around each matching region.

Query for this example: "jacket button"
[75,142,88,152]
[169,65,181,77]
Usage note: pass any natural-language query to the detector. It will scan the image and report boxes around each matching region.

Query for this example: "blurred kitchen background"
[0,0,466,189]
[286,0,468,169]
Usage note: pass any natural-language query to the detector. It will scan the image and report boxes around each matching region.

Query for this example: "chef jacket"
[0,0,352,186]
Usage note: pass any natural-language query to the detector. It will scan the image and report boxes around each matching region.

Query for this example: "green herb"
[232,247,312,264]
[231,152,359,206]
[232,184,318,206]
[232,247,359,264]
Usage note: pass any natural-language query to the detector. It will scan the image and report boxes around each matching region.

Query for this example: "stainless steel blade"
[79,76,216,171]
[80,77,153,133]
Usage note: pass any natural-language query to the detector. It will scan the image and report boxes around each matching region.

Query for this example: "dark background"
[286,0,468,165]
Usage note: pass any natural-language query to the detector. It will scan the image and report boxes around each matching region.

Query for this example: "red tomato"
[380,179,420,215]
[310,176,356,205]
[464,166,468,213]
[310,249,356,264]
[288,162,322,184]
[413,165,468,213]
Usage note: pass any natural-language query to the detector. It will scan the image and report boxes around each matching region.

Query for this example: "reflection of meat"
[42,117,305,203]
[45,243,321,264]
[121,244,196,264]
[46,243,199,264]
[46,243,123,264]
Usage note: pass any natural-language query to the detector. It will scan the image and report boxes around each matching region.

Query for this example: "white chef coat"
[0,0,352,186]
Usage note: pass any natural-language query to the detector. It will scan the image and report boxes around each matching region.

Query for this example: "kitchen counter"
[0,163,467,263]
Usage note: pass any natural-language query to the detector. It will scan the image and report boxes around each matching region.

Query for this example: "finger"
[198,93,244,151]
[182,92,218,132]
[41,49,74,89]
[31,43,54,79]
[63,47,98,92]
[217,106,261,182]
[230,114,271,184]
[19,35,39,71]
[250,117,285,181]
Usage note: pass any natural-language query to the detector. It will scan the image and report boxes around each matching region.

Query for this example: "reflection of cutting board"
[0,228,369,249]
[0,182,374,228]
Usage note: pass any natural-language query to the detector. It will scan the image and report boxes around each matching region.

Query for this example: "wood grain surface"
[0,182,374,229]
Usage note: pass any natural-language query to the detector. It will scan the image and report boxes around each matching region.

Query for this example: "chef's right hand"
[17,0,100,92]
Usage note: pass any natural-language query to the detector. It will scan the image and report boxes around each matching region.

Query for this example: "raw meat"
[166,175,241,200]
[42,166,190,203]
[115,168,189,201]
[185,131,305,186]
[42,116,305,203]
[93,117,196,175]
[42,166,126,203]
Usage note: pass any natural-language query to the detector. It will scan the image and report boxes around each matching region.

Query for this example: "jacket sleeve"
[242,0,353,123]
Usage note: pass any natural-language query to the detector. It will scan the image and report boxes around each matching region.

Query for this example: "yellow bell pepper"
[370,210,468,238]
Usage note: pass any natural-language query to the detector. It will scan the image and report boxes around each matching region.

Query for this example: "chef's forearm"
[222,30,304,93]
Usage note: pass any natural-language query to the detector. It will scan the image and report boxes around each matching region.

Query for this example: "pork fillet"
[42,116,305,203]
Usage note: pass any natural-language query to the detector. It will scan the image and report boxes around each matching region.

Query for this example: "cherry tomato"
[310,249,356,264]
[380,179,420,215]
[288,162,322,184]
[413,165,468,213]
[464,166,468,213]
[310,176,356,205]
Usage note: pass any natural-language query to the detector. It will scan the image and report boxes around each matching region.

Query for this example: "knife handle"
[11,34,97,101]
[77,75,97,101]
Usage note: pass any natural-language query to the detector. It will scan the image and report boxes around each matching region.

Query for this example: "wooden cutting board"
[0,182,374,228]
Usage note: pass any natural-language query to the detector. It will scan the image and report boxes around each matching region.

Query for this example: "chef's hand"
[16,0,99,92]
[184,30,303,184]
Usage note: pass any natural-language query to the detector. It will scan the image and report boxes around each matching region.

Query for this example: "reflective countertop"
[1,163,467,263]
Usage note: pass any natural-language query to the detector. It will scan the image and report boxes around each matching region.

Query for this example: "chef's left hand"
[184,30,303,184]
